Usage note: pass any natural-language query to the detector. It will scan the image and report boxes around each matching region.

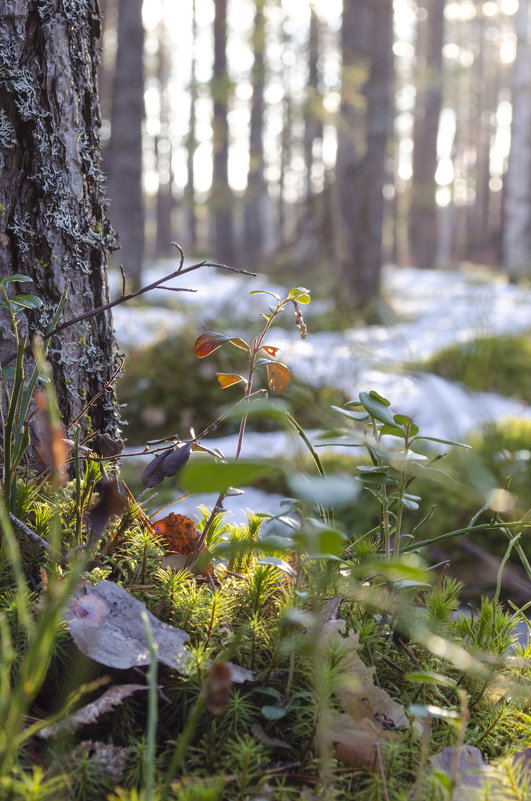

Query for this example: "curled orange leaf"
[216,372,248,389]
[266,362,290,393]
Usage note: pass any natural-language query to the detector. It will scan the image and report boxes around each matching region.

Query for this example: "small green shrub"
[117,329,347,444]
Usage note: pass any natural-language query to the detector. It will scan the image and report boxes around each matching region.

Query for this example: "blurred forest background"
[101,0,531,308]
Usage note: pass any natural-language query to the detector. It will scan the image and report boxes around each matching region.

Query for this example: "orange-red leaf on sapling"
[194,332,250,358]
[194,332,228,358]
[259,345,280,357]
[216,372,248,389]
[266,362,290,393]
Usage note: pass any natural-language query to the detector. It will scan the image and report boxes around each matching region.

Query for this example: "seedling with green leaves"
[193,286,310,459]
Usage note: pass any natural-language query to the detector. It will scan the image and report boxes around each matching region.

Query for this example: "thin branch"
[9,513,52,553]
[65,356,125,433]
[43,246,257,341]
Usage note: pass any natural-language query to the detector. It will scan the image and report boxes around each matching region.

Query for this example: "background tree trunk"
[107,0,145,289]
[211,0,236,264]
[408,0,445,269]
[304,7,323,201]
[243,0,267,265]
[0,0,119,440]
[503,0,531,279]
[185,0,198,255]
[155,20,175,259]
[334,0,394,307]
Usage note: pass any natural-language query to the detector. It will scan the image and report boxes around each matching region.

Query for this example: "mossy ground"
[418,329,531,402]
[2,470,531,800]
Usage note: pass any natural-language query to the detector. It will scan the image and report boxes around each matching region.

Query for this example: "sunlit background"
[100,0,531,297]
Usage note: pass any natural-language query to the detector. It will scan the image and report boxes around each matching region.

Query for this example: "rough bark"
[334,0,394,307]
[107,0,144,288]
[0,0,119,442]
[211,0,236,264]
[408,0,445,269]
[503,0,531,278]
[243,0,268,264]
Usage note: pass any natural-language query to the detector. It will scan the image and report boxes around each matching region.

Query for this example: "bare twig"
[65,356,125,433]
[43,244,257,341]
[9,513,52,553]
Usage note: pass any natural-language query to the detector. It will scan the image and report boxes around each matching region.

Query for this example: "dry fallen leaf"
[320,619,409,768]
[64,580,253,684]
[69,741,132,784]
[39,684,148,738]
[322,619,408,727]
[154,512,213,576]
[329,714,394,768]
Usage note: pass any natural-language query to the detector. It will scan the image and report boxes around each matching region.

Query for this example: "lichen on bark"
[0,0,120,443]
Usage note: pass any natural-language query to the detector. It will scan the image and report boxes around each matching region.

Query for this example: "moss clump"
[420,330,531,401]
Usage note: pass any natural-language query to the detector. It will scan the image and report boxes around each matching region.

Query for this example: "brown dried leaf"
[69,741,132,784]
[260,345,280,357]
[266,362,290,393]
[39,684,147,739]
[251,724,292,750]
[330,714,394,768]
[322,619,408,727]
[89,433,124,457]
[216,372,247,390]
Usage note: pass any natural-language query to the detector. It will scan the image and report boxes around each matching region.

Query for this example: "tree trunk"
[243,0,268,265]
[304,7,323,201]
[503,0,531,278]
[107,0,144,289]
[0,0,119,441]
[185,0,198,254]
[408,0,445,269]
[155,21,175,259]
[211,0,236,264]
[334,0,394,307]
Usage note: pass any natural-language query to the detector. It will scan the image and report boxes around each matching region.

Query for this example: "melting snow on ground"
[113,261,531,523]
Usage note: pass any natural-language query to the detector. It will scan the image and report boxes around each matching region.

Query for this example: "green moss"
[419,330,531,401]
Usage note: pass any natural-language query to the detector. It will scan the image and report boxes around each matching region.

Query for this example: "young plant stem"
[161,696,204,798]
[193,297,289,555]
[393,428,411,557]
[141,612,159,801]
